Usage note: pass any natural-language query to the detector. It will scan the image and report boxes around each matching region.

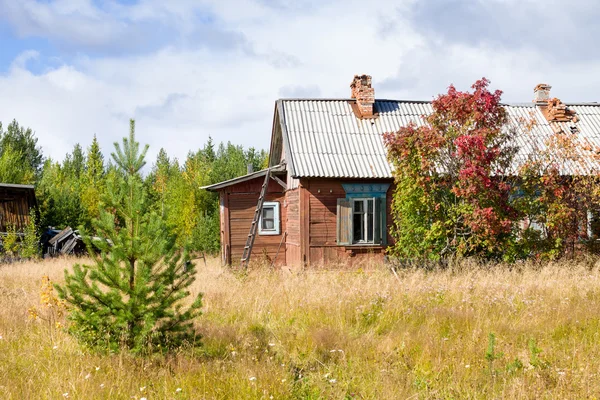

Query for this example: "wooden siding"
[284,188,301,266]
[215,174,397,268]
[225,178,286,266]
[0,187,36,232]
[305,178,394,266]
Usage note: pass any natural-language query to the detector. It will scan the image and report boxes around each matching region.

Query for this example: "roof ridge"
[279,98,600,107]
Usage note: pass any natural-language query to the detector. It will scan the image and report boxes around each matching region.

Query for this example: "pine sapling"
[56,120,203,354]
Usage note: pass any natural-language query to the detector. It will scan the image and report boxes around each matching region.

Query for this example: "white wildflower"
[465,364,470,368]
[84,373,91,380]
[52,345,58,350]
[329,379,336,383]
[99,383,105,389]
[140,386,146,391]
[249,377,256,381]
[62,393,69,398]
[95,366,100,371]
[176,388,182,393]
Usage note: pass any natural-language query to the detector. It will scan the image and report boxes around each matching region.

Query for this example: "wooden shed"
[0,183,37,232]
[204,75,600,267]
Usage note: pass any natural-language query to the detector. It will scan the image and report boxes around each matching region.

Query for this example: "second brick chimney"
[533,83,579,123]
[350,75,375,118]
[534,83,552,103]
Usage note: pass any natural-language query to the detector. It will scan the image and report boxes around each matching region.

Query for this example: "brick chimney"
[350,74,375,118]
[533,83,552,103]
[534,83,579,123]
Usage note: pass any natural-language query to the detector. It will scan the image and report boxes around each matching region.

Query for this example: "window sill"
[344,244,387,249]
[259,231,281,236]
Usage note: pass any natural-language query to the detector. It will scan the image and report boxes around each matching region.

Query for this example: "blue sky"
[1,0,599,163]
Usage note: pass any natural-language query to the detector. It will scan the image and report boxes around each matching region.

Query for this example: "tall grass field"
[2,257,600,399]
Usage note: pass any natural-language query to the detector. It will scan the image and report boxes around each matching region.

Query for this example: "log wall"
[303,178,394,267]
[284,188,301,266]
[223,178,287,266]
[0,187,36,232]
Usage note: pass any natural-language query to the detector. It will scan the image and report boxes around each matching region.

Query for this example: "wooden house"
[0,183,37,233]
[203,75,600,267]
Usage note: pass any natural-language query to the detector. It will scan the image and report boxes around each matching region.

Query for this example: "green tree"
[37,158,86,230]
[80,136,106,229]
[0,143,35,184]
[57,120,203,353]
[63,143,85,180]
[21,210,40,259]
[384,78,516,260]
[0,120,43,177]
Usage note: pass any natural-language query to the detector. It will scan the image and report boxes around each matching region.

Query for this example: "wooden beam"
[299,179,310,267]
[223,192,231,266]
[270,175,287,191]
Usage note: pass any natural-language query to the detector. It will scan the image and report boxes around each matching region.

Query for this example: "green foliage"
[37,158,87,230]
[145,140,267,255]
[0,143,36,184]
[1,119,265,256]
[0,120,43,179]
[56,120,203,354]
[2,225,19,257]
[528,338,549,369]
[485,332,503,375]
[385,78,516,260]
[385,79,600,262]
[21,211,40,259]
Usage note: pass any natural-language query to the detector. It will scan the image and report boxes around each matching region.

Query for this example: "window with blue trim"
[336,184,389,246]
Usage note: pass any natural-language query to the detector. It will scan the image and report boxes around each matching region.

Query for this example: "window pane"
[263,219,274,230]
[263,207,274,219]
[354,200,363,213]
[367,199,374,242]
[353,212,363,242]
[367,212,374,242]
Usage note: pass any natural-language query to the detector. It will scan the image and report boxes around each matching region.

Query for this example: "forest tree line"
[0,119,267,255]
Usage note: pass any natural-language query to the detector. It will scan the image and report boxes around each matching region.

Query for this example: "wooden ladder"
[240,168,271,268]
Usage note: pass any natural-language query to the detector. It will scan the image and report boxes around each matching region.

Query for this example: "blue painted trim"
[341,183,389,246]
[342,183,390,194]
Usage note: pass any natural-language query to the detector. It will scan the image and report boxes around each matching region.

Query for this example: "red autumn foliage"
[384,78,517,259]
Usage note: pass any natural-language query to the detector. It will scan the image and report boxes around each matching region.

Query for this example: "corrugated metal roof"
[201,164,286,191]
[280,99,600,178]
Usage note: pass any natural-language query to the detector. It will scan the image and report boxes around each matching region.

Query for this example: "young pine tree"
[56,120,203,353]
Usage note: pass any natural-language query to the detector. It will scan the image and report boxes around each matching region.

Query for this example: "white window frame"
[259,201,280,235]
[351,197,376,244]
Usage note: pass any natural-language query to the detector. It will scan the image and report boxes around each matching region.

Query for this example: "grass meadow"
[2,256,600,399]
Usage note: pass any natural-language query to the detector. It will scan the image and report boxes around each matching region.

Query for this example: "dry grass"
[2,256,600,399]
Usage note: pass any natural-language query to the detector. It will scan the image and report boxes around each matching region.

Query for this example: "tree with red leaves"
[384,78,518,260]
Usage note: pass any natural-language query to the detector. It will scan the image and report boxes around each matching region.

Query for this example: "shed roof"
[277,99,600,178]
[201,164,286,191]
[0,183,35,190]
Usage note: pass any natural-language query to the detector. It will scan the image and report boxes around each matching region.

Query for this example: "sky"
[1,0,600,164]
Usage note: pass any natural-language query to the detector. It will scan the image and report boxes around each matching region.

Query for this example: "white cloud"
[1,0,599,166]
